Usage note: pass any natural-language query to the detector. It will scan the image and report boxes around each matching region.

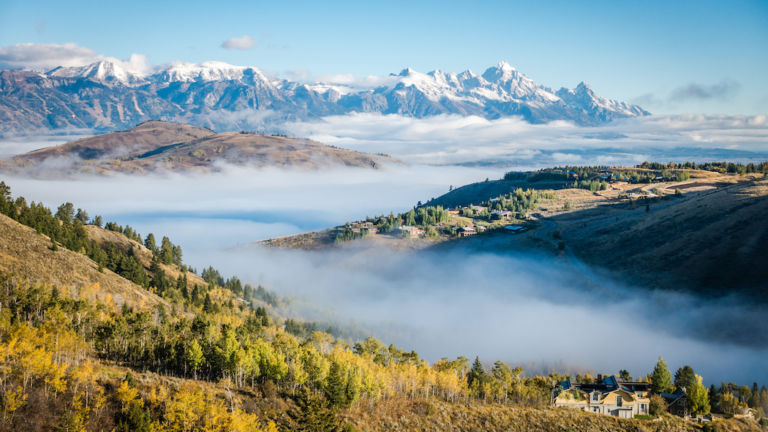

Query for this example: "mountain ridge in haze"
[0,60,649,135]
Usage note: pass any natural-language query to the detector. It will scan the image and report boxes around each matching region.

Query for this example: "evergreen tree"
[467,356,487,398]
[674,365,697,392]
[160,236,174,265]
[75,208,89,223]
[650,357,674,394]
[326,362,348,408]
[144,233,157,253]
[55,202,75,224]
[291,387,341,432]
[748,382,760,408]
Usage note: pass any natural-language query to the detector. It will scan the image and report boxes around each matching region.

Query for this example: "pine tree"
[674,365,696,392]
[144,233,157,252]
[467,356,487,398]
[650,357,674,394]
[325,362,348,408]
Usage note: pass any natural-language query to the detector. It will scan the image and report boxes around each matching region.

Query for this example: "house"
[490,210,513,220]
[662,389,689,418]
[398,226,424,238]
[363,226,378,235]
[553,376,651,419]
[471,205,487,212]
[453,226,476,237]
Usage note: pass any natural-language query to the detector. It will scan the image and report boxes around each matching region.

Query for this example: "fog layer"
[2,115,767,385]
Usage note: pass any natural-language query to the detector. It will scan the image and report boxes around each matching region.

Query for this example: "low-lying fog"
[4,164,767,385]
[2,113,768,384]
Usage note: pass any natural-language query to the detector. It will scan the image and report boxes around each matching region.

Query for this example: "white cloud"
[0,42,101,70]
[115,53,152,76]
[221,35,258,50]
[280,113,768,167]
[0,42,152,74]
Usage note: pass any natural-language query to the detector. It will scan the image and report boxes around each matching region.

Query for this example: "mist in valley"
[2,114,767,385]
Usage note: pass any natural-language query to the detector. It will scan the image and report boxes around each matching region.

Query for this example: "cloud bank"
[278,113,768,166]
[0,42,103,70]
[0,42,152,75]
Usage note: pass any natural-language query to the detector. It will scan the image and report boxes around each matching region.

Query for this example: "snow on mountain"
[0,60,650,135]
[47,59,146,84]
[155,61,268,83]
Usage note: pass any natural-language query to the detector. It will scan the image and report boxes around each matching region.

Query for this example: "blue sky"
[1,0,767,115]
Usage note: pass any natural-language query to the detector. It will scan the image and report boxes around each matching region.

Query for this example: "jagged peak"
[158,61,267,82]
[496,60,516,72]
[47,58,146,84]
[482,61,522,83]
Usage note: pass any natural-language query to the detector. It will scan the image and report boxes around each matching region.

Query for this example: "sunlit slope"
[18,120,214,161]
[0,213,167,308]
[83,224,207,286]
[557,177,768,297]
[4,120,398,175]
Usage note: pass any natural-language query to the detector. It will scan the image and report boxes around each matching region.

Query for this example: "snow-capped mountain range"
[0,60,648,135]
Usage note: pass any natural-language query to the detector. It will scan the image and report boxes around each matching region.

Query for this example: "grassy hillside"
[0,213,167,309]
[16,121,214,161]
[554,177,768,299]
[2,120,398,175]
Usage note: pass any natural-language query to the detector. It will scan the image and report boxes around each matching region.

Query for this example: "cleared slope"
[0,213,167,308]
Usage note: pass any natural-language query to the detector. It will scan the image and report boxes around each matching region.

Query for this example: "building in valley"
[553,376,651,419]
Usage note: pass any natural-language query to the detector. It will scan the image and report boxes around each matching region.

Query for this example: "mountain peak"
[160,61,251,82]
[47,59,145,84]
[497,61,516,72]
[482,61,521,83]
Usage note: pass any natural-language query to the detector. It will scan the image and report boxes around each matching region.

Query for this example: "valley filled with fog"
[2,113,768,385]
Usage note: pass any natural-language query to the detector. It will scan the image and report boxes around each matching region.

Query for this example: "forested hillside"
[0,180,765,431]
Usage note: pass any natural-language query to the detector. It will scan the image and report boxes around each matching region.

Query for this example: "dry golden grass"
[0,214,167,309]
[6,121,398,175]
[343,396,761,432]
[83,225,206,286]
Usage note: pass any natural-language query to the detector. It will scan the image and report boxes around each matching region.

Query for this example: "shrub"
[649,394,667,416]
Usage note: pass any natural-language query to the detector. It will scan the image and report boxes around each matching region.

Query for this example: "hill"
[0,213,167,309]
[552,177,768,299]
[2,120,397,175]
[261,164,768,301]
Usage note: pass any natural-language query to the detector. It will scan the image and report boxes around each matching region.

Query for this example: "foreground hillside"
[2,181,764,431]
[0,213,166,308]
[1,120,396,175]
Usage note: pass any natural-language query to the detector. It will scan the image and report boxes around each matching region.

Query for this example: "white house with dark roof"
[553,376,651,419]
